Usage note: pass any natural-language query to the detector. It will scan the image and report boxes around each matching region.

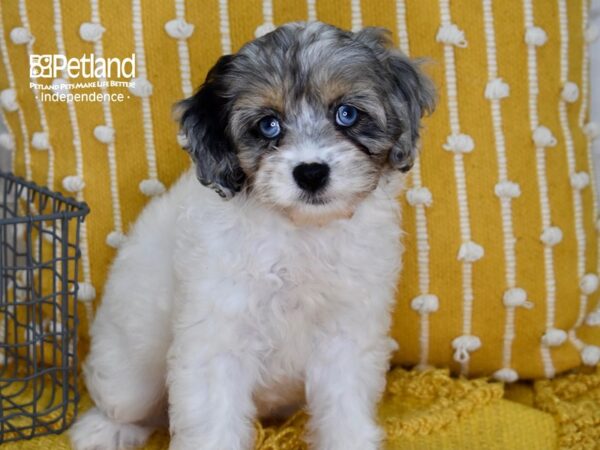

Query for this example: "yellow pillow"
[0,0,598,381]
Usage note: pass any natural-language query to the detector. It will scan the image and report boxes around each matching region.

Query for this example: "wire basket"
[0,172,89,443]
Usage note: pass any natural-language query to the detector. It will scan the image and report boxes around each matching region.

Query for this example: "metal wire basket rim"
[0,172,90,223]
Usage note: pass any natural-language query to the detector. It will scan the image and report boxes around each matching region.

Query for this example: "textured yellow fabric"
[0,0,598,382]
[533,367,600,449]
[4,368,562,450]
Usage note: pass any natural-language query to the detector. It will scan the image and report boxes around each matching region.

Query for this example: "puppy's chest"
[240,226,391,305]
[181,201,401,365]
[243,222,400,397]
[191,200,403,315]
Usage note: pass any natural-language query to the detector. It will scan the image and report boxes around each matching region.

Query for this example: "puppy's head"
[177,22,435,224]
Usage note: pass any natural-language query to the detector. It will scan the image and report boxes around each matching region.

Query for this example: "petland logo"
[30,54,135,79]
[29,54,137,103]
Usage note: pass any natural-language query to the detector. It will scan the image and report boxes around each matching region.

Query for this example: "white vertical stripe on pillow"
[218,0,232,55]
[131,0,165,197]
[307,0,317,22]
[52,0,96,320]
[438,0,481,375]
[0,4,31,179]
[255,0,275,37]
[397,0,436,370]
[173,0,194,98]
[350,0,362,32]
[396,0,409,55]
[557,0,588,356]
[523,0,559,379]
[86,0,126,249]
[18,0,54,189]
[483,0,523,383]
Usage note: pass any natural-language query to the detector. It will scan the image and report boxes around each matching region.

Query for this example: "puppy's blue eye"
[258,116,281,139]
[335,104,358,127]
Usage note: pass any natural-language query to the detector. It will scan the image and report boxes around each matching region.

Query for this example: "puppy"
[70,21,435,450]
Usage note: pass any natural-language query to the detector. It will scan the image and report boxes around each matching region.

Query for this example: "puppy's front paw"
[169,430,255,450]
[70,407,153,450]
[169,435,253,450]
[313,422,384,450]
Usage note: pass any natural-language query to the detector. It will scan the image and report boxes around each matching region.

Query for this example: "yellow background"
[0,0,598,380]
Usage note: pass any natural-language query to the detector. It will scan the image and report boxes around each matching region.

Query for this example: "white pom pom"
[436,23,467,47]
[503,287,533,308]
[581,345,600,366]
[540,226,563,246]
[406,187,432,207]
[176,132,189,148]
[583,122,599,139]
[52,78,70,98]
[411,294,439,314]
[106,231,126,248]
[164,18,194,39]
[580,274,599,295]
[77,282,96,302]
[10,27,33,45]
[139,179,165,196]
[485,78,510,100]
[79,22,106,42]
[443,134,474,153]
[254,23,276,38]
[62,175,85,193]
[0,133,15,151]
[525,26,548,46]
[31,131,49,150]
[93,125,115,144]
[128,77,153,97]
[533,126,557,147]
[585,24,599,43]
[452,335,481,363]
[457,241,484,262]
[586,310,600,326]
[561,82,579,103]
[0,88,18,111]
[541,328,567,347]
[493,368,519,383]
[570,172,590,190]
[494,181,521,199]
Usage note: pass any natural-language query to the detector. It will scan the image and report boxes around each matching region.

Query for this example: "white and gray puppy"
[70,21,435,450]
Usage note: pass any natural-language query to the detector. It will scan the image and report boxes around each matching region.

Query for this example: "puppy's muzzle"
[293,163,330,193]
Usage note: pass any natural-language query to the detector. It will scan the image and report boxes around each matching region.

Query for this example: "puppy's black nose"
[293,163,330,192]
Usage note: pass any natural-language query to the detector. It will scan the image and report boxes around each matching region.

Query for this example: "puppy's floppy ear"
[175,55,245,199]
[354,27,436,172]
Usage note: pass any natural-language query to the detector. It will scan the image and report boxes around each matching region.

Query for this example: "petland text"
[29,54,136,79]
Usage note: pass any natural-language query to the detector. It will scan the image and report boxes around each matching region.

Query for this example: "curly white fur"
[70,169,404,450]
[70,21,436,450]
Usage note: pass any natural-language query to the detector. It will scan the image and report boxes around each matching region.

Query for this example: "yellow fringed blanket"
[7,367,600,449]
